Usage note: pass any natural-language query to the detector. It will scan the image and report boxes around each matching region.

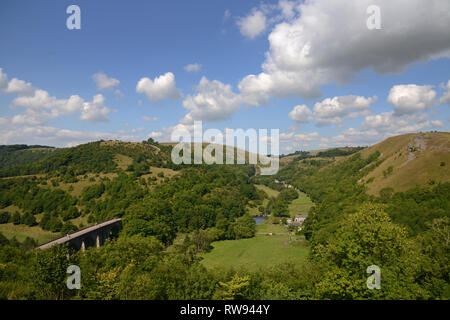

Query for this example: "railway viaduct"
[37,218,122,251]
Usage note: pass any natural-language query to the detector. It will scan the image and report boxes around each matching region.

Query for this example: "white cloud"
[0,69,8,90]
[136,72,182,103]
[5,78,34,95]
[80,94,112,122]
[184,63,202,72]
[237,9,267,39]
[361,111,443,134]
[288,104,312,123]
[0,68,34,95]
[1,69,114,125]
[12,89,84,125]
[92,72,120,91]
[238,0,450,102]
[388,84,437,115]
[278,0,297,20]
[313,95,376,125]
[0,122,140,147]
[440,80,450,105]
[181,76,242,123]
[148,131,163,139]
[143,116,159,122]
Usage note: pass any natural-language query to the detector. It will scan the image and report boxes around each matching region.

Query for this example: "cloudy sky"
[0,0,449,152]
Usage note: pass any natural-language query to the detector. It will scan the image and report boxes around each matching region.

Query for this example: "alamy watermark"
[170,121,279,175]
[66,265,81,290]
[66,5,81,30]
[367,5,382,30]
[366,265,381,289]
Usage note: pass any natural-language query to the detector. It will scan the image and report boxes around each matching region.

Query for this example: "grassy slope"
[0,223,58,244]
[359,132,450,195]
[288,192,313,218]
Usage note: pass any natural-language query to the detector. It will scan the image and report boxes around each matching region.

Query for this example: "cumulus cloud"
[388,84,437,115]
[361,111,443,134]
[0,122,140,147]
[288,104,313,123]
[440,80,450,105]
[12,90,112,124]
[238,0,450,102]
[237,9,267,39]
[184,63,202,72]
[313,95,376,125]
[136,72,182,103]
[0,68,34,95]
[12,89,84,125]
[181,77,242,123]
[92,72,120,91]
[80,94,112,122]
[148,131,163,139]
[1,68,114,125]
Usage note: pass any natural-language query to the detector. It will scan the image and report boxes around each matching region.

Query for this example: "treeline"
[0,139,177,178]
[0,145,57,171]
[280,147,365,160]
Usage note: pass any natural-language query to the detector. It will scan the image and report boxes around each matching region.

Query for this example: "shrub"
[0,212,10,224]
[11,211,21,225]
[22,212,37,227]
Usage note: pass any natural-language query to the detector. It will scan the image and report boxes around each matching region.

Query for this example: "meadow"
[200,222,309,271]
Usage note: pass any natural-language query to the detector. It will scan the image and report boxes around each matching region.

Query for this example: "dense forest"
[0,138,448,300]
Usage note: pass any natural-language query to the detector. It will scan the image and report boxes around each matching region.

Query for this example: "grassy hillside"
[359,132,450,195]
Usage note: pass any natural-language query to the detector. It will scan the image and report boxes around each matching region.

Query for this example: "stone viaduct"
[37,218,122,251]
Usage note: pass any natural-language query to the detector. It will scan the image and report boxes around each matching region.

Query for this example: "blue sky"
[0,0,449,152]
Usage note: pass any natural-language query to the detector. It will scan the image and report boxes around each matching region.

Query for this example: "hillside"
[358,132,450,195]
[0,145,58,171]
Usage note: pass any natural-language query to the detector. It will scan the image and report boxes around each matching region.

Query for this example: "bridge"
[37,218,122,251]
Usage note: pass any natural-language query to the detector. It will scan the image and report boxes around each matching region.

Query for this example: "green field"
[200,223,309,271]
[288,192,313,218]
[254,184,280,198]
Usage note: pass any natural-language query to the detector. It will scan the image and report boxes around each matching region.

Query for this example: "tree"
[22,212,37,227]
[32,245,73,300]
[0,212,10,224]
[213,274,250,300]
[233,215,256,239]
[313,203,427,299]
[11,211,21,225]
[60,222,78,235]
[0,232,9,246]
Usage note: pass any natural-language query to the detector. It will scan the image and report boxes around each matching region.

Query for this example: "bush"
[0,212,10,224]
[22,212,37,227]
[11,211,21,225]
[62,207,81,221]
[60,222,78,235]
